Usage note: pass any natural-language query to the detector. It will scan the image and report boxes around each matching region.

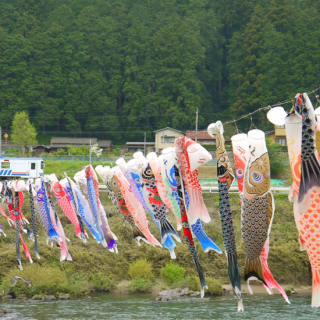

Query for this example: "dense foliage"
[1,0,319,144]
[161,261,185,284]
[128,259,154,280]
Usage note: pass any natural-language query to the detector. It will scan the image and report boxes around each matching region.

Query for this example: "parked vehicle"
[0,157,44,179]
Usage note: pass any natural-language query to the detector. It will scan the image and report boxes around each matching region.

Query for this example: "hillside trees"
[0,0,319,142]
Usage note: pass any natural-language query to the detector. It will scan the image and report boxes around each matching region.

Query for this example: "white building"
[154,127,184,152]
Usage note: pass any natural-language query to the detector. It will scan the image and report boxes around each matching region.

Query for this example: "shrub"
[66,278,92,295]
[129,259,153,280]
[0,265,95,297]
[129,277,152,293]
[284,285,295,294]
[186,276,200,291]
[52,148,67,155]
[91,273,115,291]
[160,261,185,284]
[1,265,69,296]
[4,147,20,155]
[205,278,223,296]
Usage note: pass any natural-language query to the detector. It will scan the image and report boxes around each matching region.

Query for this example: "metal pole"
[144,132,146,156]
[89,139,92,165]
[162,132,164,150]
[195,108,198,143]
[0,126,2,155]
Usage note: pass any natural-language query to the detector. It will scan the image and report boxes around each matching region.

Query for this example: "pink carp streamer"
[174,137,211,225]
[285,93,320,308]
[231,133,249,198]
[0,206,14,226]
[113,166,161,247]
[50,174,83,240]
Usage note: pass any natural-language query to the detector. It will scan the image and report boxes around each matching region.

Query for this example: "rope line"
[198,87,320,132]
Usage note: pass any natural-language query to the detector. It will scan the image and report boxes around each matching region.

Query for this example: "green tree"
[11,111,37,152]
[227,5,266,120]
[266,138,289,178]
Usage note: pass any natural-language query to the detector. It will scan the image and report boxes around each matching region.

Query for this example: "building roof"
[153,127,184,134]
[50,137,98,145]
[126,142,155,146]
[50,137,111,147]
[0,157,43,160]
[50,144,73,149]
[33,145,50,149]
[185,131,215,140]
[265,130,275,135]
[97,140,112,147]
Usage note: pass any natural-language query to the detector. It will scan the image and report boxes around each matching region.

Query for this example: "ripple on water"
[1,294,319,320]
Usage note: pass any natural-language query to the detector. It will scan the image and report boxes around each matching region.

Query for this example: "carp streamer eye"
[134,178,140,184]
[252,171,263,182]
[236,168,244,179]
[55,187,61,193]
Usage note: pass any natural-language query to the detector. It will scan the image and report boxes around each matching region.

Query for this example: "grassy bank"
[43,160,216,181]
[43,160,290,182]
[43,161,114,180]
[0,189,310,297]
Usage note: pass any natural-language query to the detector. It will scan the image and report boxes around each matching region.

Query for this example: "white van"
[0,157,44,179]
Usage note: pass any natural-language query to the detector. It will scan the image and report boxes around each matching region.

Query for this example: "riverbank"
[0,192,312,298]
[112,281,311,297]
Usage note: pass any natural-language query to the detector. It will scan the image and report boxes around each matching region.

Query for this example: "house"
[50,137,112,153]
[154,127,184,151]
[125,142,155,154]
[33,145,51,156]
[266,125,286,146]
[185,131,216,145]
[97,140,112,153]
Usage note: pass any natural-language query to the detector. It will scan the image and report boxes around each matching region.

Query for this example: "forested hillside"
[0,0,319,144]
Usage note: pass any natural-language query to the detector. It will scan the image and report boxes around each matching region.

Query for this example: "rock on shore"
[156,288,199,301]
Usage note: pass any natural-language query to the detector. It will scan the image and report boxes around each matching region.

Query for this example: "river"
[1,293,319,319]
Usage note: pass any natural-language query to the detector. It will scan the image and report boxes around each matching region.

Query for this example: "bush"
[284,284,295,294]
[185,276,200,291]
[0,265,69,296]
[52,148,67,155]
[160,261,185,284]
[0,265,94,297]
[91,273,115,291]
[129,259,153,280]
[129,277,152,293]
[66,278,92,295]
[4,147,20,155]
[205,278,223,296]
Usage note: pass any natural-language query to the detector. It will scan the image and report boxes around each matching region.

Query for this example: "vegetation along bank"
[0,190,309,298]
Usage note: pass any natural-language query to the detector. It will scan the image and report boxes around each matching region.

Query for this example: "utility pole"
[144,132,146,156]
[162,132,164,150]
[89,139,92,166]
[195,108,198,143]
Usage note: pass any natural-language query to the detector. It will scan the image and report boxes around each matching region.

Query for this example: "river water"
[1,293,319,319]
